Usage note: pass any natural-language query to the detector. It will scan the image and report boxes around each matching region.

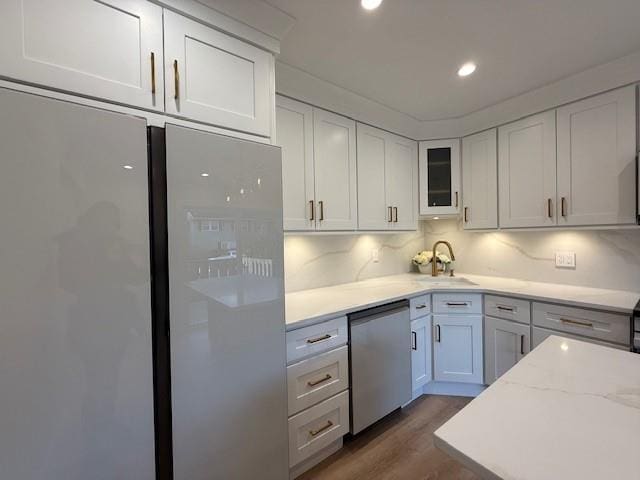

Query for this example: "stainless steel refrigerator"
[0,88,288,479]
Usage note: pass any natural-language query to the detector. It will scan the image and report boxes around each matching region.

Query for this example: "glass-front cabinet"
[419,139,461,216]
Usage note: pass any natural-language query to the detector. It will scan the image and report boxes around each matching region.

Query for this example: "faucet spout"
[431,240,455,277]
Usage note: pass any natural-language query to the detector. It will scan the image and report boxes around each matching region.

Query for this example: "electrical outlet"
[555,251,576,268]
[371,248,380,263]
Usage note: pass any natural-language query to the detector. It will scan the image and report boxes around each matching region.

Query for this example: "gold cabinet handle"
[150,52,156,94]
[393,206,398,223]
[561,197,567,217]
[388,206,393,222]
[318,200,324,221]
[173,59,180,100]
[560,317,593,328]
[307,373,332,387]
[464,206,469,223]
[455,191,459,208]
[547,198,553,218]
[309,200,315,221]
[309,420,333,437]
[306,334,331,344]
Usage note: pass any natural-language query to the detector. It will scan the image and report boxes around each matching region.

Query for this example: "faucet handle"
[449,269,455,277]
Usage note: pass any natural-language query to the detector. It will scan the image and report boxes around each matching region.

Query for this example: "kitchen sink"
[417,276,478,287]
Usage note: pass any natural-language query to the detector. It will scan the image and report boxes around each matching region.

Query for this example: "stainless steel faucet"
[431,240,456,276]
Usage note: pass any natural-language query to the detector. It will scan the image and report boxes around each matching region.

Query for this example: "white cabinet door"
[0,0,163,111]
[411,315,432,392]
[419,139,461,216]
[462,129,498,229]
[433,314,483,384]
[357,123,390,230]
[499,111,557,228]
[313,109,358,231]
[557,86,637,226]
[276,96,315,231]
[387,134,418,230]
[164,10,272,136]
[484,316,530,385]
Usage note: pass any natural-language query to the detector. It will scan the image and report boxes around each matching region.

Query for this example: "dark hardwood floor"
[297,395,479,480]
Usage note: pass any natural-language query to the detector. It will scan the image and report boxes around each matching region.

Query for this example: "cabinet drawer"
[288,390,350,467]
[532,303,629,346]
[286,317,348,364]
[485,295,531,324]
[410,294,431,319]
[287,346,349,416]
[433,293,482,314]
[532,326,628,351]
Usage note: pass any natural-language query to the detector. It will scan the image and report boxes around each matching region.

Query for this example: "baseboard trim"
[422,381,486,397]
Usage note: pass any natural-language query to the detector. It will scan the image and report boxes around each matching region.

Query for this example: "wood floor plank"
[297,395,479,480]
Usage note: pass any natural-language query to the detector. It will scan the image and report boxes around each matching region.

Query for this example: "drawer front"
[288,390,350,467]
[485,295,531,324]
[410,294,431,319]
[532,326,628,351]
[432,293,482,314]
[286,317,348,364]
[532,303,630,346]
[287,346,349,416]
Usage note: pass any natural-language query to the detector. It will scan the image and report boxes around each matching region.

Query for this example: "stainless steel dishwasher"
[349,300,411,434]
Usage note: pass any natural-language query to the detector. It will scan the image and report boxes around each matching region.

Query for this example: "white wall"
[284,228,424,292]
[425,219,640,293]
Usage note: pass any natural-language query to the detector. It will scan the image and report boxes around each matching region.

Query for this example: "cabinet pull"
[560,317,593,328]
[307,373,332,387]
[411,331,417,350]
[561,197,567,217]
[309,420,334,437]
[496,305,515,312]
[520,335,525,355]
[309,200,315,221]
[464,206,469,223]
[388,206,393,222]
[435,324,441,342]
[415,304,427,310]
[454,191,459,208]
[393,206,398,223]
[150,52,156,94]
[306,333,331,344]
[173,59,180,100]
[446,302,468,307]
[547,198,553,218]
[318,200,324,221]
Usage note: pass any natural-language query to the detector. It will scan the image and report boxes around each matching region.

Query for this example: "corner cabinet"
[0,0,164,111]
[556,85,637,226]
[432,314,483,384]
[164,10,273,137]
[276,96,357,231]
[462,129,498,230]
[357,123,417,231]
[419,140,461,216]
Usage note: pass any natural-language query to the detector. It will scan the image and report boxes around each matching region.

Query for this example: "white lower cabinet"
[433,314,483,384]
[411,315,432,392]
[484,316,530,384]
[531,326,628,351]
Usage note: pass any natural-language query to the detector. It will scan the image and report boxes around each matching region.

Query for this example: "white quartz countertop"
[285,273,639,330]
[433,335,640,480]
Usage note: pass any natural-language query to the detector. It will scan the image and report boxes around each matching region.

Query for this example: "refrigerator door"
[165,125,288,479]
[0,89,155,479]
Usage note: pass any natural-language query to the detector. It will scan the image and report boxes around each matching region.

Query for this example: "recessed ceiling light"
[458,62,477,77]
[201,173,209,177]
[361,0,382,11]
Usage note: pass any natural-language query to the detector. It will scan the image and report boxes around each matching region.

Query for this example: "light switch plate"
[555,251,576,268]
[371,248,380,263]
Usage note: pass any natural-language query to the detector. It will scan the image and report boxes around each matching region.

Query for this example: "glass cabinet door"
[419,139,461,215]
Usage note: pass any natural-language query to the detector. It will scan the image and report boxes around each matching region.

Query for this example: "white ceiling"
[267,0,640,121]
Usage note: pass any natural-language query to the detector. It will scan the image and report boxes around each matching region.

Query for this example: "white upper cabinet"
[498,111,557,228]
[313,109,358,231]
[357,124,389,230]
[276,96,315,231]
[164,10,272,137]
[0,0,164,111]
[462,129,498,229]
[556,86,637,226]
[419,140,461,216]
[387,134,418,230]
[357,124,417,230]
